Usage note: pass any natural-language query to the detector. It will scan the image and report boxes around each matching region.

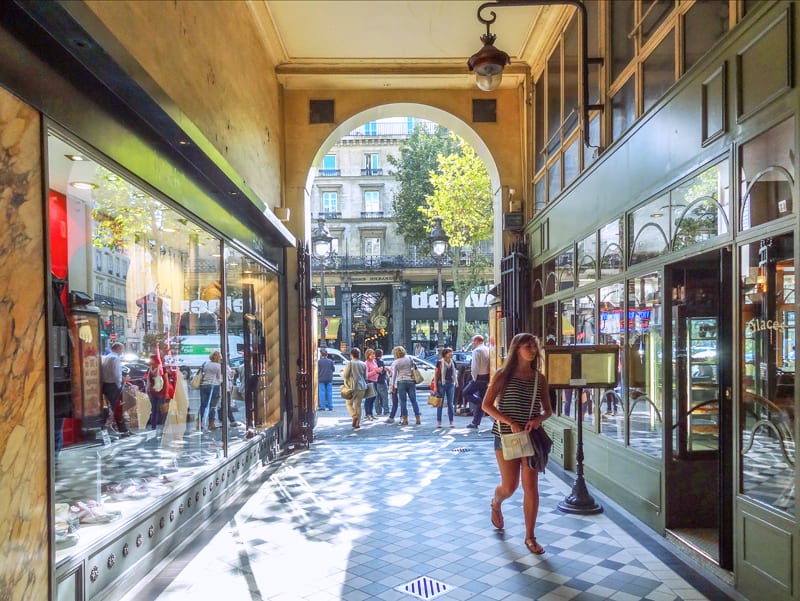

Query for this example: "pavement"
[123,396,744,601]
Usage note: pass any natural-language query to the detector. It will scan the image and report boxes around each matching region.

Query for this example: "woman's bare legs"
[491,450,522,528]
[521,463,544,553]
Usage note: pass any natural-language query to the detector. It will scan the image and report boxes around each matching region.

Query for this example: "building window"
[322,192,338,214]
[363,153,380,175]
[364,237,381,257]
[364,121,377,136]
[364,191,380,213]
[320,154,339,176]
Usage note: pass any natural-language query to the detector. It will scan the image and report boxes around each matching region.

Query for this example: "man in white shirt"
[464,334,490,428]
[101,342,131,435]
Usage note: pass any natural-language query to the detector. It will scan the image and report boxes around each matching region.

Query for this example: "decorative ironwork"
[500,239,530,342]
[107,553,116,569]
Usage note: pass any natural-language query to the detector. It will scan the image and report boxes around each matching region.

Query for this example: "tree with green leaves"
[421,135,493,349]
[386,124,462,249]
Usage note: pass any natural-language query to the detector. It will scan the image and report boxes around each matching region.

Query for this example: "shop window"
[545,247,574,295]
[629,195,670,265]
[672,161,730,250]
[627,273,664,457]
[643,30,675,113]
[48,133,280,563]
[600,218,624,277]
[534,176,546,213]
[739,233,795,515]
[547,159,561,199]
[740,117,795,231]
[577,232,597,286]
[598,283,626,442]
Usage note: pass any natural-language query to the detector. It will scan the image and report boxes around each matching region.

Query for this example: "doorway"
[664,248,733,570]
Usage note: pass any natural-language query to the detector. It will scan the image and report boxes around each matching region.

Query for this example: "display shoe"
[71,500,122,524]
[55,530,80,549]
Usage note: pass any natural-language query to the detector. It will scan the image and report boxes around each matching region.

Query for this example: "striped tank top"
[491,375,542,436]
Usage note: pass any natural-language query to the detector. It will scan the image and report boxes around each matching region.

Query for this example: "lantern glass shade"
[432,239,447,257]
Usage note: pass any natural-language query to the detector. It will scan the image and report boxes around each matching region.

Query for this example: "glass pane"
[611,77,636,143]
[563,17,580,138]
[628,274,664,457]
[548,159,562,199]
[547,44,562,147]
[586,0,601,106]
[610,0,636,82]
[599,283,625,441]
[534,176,546,213]
[50,134,228,563]
[584,114,601,167]
[740,234,795,515]
[643,30,675,112]
[534,78,545,172]
[641,0,674,45]
[576,293,596,345]
[556,246,574,291]
[629,194,670,265]
[577,232,598,285]
[740,117,796,230]
[684,0,730,72]
[563,135,580,188]
[600,217,624,277]
[227,251,281,442]
[672,160,730,250]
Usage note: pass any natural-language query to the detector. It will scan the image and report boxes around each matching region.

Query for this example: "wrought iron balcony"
[360,211,385,219]
[360,168,383,176]
[318,169,341,177]
[310,252,493,272]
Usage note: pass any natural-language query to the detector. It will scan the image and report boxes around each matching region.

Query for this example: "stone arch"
[303,103,503,274]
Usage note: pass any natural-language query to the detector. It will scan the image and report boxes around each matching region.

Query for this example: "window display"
[47,132,282,560]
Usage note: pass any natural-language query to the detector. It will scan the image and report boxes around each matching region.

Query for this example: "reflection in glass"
[599,218,624,277]
[577,233,597,286]
[630,195,670,265]
[672,161,730,251]
[627,274,663,457]
[740,117,795,231]
[740,234,795,515]
[598,283,625,442]
[47,133,282,562]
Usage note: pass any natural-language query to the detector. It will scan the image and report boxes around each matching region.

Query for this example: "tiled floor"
[124,402,745,601]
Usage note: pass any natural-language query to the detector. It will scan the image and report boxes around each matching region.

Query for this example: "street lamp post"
[312,216,333,347]
[429,217,449,351]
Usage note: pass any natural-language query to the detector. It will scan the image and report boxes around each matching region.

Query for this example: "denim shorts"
[493,435,502,452]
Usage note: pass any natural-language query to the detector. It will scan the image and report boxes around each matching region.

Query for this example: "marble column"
[0,87,48,599]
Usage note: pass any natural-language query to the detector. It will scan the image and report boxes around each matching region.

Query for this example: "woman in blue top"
[481,333,552,555]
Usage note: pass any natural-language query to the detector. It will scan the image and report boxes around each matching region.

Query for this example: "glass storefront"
[49,132,282,559]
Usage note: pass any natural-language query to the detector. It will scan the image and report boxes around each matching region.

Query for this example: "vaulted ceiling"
[254,0,571,90]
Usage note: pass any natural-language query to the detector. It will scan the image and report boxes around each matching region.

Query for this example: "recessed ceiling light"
[69,181,98,190]
[65,154,86,161]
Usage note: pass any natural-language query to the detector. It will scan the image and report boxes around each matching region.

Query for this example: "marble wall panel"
[0,87,48,599]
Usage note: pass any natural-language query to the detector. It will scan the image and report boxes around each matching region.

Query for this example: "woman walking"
[481,333,552,555]
[364,348,380,421]
[388,346,421,425]
[342,348,368,429]
[198,350,223,431]
[433,347,457,428]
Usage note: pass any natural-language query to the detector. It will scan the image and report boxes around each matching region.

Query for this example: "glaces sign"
[411,290,494,309]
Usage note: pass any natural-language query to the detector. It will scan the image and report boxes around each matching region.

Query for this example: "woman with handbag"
[481,333,552,555]
[434,348,457,428]
[342,348,368,429]
[388,346,421,425]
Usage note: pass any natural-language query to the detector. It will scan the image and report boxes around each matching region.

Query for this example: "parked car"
[451,351,473,370]
[382,355,436,389]
[318,347,348,384]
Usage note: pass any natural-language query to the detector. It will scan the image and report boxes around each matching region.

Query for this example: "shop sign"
[411,290,494,309]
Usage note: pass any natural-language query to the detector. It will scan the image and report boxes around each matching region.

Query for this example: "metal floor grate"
[395,576,452,600]
[450,447,471,453]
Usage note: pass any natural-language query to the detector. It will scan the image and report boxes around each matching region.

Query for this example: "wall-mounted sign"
[503,212,524,231]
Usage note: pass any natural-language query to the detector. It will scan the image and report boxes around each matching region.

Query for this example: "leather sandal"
[525,537,545,554]
[490,498,504,529]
